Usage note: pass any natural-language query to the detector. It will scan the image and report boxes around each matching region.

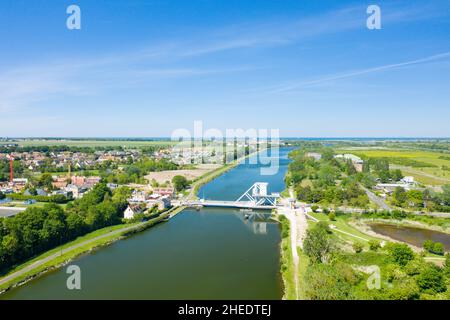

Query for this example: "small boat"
[240,208,253,213]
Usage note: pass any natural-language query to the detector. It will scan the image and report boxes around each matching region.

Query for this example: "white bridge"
[184,182,280,210]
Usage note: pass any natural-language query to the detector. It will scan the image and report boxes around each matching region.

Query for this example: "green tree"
[392,187,407,207]
[441,184,450,206]
[416,265,446,294]
[391,169,404,182]
[303,222,334,264]
[321,148,334,162]
[387,243,414,266]
[172,175,189,192]
[406,190,424,208]
[38,172,54,190]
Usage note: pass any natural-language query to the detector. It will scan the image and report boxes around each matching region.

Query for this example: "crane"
[6,154,14,182]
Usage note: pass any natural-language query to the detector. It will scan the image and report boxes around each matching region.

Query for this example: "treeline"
[390,185,450,212]
[0,143,173,155]
[0,145,98,154]
[6,193,70,204]
[0,184,129,272]
[361,156,436,169]
[362,158,404,183]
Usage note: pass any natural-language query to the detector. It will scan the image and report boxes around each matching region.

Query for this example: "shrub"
[444,253,450,277]
[353,242,363,253]
[311,205,319,212]
[416,265,447,294]
[423,240,445,255]
[328,212,336,221]
[368,240,381,251]
[404,259,427,276]
[304,264,353,300]
[386,278,420,300]
[432,242,445,256]
[423,240,434,252]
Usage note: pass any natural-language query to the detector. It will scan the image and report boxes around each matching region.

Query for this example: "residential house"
[124,204,144,219]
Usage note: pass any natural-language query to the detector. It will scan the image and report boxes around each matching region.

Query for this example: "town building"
[124,205,144,219]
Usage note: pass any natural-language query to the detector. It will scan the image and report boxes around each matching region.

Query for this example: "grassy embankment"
[0,206,185,293]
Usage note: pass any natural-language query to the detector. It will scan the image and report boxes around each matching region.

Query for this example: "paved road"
[0,207,26,218]
[361,185,392,211]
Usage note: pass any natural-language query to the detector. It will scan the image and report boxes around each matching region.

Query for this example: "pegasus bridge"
[184,182,281,210]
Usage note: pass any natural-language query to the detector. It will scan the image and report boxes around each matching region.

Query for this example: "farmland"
[337,148,450,186]
[1,139,177,148]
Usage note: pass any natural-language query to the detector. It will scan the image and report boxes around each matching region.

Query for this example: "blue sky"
[1,0,450,137]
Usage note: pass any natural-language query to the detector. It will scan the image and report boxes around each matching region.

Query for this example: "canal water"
[1,148,293,299]
[370,223,450,251]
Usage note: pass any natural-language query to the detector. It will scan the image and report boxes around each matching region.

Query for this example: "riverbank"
[0,206,185,295]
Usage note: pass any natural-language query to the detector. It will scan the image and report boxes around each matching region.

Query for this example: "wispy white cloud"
[0,2,447,112]
[265,51,450,93]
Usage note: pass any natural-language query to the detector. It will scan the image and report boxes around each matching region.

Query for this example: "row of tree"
[392,185,450,211]
[0,183,129,272]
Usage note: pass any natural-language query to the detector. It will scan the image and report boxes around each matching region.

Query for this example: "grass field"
[338,148,450,186]
[309,212,382,248]
[1,139,178,148]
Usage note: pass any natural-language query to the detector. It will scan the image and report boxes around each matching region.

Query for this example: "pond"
[369,223,450,251]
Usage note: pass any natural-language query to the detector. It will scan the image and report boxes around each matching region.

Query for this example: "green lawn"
[309,212,382,247]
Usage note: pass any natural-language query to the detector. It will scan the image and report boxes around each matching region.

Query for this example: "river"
[1,148,293,299]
